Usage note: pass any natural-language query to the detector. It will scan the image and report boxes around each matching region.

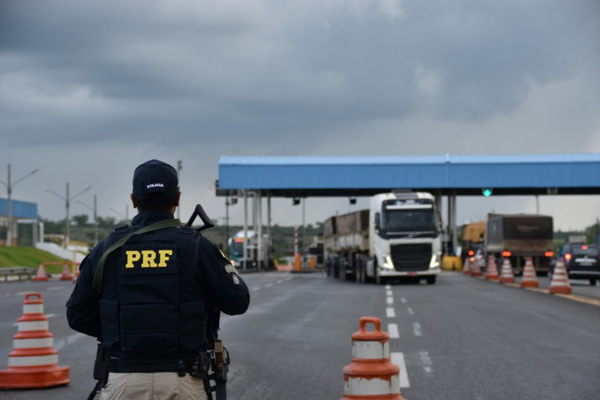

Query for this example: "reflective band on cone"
[485,255,499,281]
[520,258,539,288]
[548,258,572,295]
[0,293,69,389]
[499,258,516,284]
[340,317,407,400]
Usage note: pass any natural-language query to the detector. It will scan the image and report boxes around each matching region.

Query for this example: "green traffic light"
[482,188,492,197]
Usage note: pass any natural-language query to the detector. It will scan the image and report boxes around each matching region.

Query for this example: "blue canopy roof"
[217,154,600,197]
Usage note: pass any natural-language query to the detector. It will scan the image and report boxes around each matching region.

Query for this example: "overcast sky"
[1,0,599,234]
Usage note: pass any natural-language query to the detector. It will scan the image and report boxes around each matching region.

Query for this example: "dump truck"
[460,221,486,263]
[484,213,554,275]
[324,191,442,284]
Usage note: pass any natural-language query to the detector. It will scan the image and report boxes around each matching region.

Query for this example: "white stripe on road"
[407,307,414,315]
[388,323,399,339]
[413,322,422,336]
[419,351,434,376]
[251,287,262,292]
[385,285,391,290]
[386,307,396,318]
[386,290,393,296]
[400,297,407,303]
[391,352,410,388]
[387,296,394,305]
[265,283,273,288]
[47,286,65,291]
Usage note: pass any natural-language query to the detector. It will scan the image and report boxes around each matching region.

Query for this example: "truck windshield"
[381,208,437,234]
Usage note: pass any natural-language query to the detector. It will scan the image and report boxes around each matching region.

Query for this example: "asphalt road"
[1,271,599,399]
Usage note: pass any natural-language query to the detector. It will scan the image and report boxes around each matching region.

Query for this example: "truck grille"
[391,243,432,271]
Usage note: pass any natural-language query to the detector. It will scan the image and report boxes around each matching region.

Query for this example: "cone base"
[0,365,70,389]
[499,278,515,284]
[549,286,572,295]
[520,281,539,288]
[341,395,406,400]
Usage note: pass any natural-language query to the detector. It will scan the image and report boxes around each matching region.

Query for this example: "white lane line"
[55,332,86,351]
[385,285,391,290]
[419,351,434,376]
[47,286,65,291]
[413,322,422,336]
[386,290,393,296]
[407,307,414,315]
[276,280,284,284]
[251,287,262,292]
[284,277,293,281]
[387,296,394,305]
[391,352,410,388]
[16,291,34,296]
[400,297,407,303]
[386,307,396,318]
[265,283,274,288]
[388,323,399,339]
[46,313,57,319]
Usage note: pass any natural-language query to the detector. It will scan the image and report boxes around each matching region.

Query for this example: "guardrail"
[0,267,38,282]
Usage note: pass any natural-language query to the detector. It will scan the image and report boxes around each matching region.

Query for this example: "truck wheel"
[590,279,597,286]
[426,276,437,285]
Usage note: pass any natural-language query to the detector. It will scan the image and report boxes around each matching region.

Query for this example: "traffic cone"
[520,258,539,288]
[33,264,48,282]
[462,257,472,275]
[340,317,407,400]
[499,258,516,284]
[548,258,572,295]
[485,255,499,281]
[470,257,482,277]
[0,293,70,389]
[59,264,72,281]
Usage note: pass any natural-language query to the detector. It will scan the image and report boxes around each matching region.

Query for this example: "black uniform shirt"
[66,210,250,339]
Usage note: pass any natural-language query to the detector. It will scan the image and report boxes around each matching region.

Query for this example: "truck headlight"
[429,255,440,269]
[382,256,394,270]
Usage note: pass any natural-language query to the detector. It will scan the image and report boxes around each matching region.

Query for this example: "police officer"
[66,159,250,400]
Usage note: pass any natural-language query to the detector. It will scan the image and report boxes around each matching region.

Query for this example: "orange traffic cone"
[33,264,48,282]
[462,257,472,275]
[499,258,516,284]
[485,255,499,281]
[520,257,539,288]
[548,258,572,295]
[340,317,407,400]
[0,293,70,389]
[59,264,72,281]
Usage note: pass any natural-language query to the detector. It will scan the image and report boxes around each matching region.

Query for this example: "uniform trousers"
[100,372,207,400]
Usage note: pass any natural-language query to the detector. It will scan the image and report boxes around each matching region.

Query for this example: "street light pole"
[45,183,92,248]
[77,194,98,245]
[0,164,39,247]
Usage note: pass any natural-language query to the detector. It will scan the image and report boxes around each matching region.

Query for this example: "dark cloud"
[0,0,599,229]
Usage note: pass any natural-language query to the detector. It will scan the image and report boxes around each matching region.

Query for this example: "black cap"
[132,159,179,204]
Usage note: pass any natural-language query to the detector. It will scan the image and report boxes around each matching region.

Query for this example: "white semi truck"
[324,191,442,284]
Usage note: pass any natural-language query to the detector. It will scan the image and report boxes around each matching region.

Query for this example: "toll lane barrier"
[340,316,407,400]
[0,293,70,389]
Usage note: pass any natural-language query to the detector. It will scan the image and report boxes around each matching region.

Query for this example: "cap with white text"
[132,159,179,204]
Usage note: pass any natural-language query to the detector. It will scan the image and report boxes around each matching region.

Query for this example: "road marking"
[387,296,394,305]
[55,332,85,351]
[265,283,274,288]
[276,280,284,284]
[16,291,34,296]
[251,287,262,292]
[47,286,64,291]
[418,351,433,376]
[407,307,414,315]
[386,307,396,318]
[385,285,391,290]
[388,323,399,339]
[391,352,410,388]
[46,313,56,319]
[400,297,407,303]
[386,290,393,296]
[413,322,422,336]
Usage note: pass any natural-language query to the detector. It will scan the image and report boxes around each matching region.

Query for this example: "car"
[557,243,600,286]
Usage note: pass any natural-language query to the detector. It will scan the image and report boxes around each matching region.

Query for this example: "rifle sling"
[92,219,182,293]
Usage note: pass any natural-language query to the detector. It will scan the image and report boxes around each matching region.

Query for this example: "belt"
[108,358,190,375]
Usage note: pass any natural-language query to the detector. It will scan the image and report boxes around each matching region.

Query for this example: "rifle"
[186,204,229,400]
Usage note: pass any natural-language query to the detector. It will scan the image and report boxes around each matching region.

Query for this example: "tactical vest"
[98,224,206,362]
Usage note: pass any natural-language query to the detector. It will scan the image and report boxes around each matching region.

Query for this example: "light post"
[76,194,98,245]
[45,183,92,248]
[0,164,39,246]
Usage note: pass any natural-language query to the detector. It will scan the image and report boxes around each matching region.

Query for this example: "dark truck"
[485,213,554,275]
